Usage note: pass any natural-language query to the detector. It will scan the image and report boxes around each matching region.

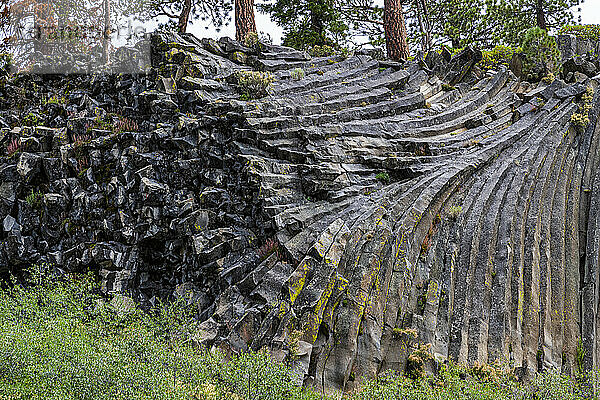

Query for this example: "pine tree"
[259,0,348,49]
[235,0,256,41]
[123,0,232,35]
[383,0,409,60]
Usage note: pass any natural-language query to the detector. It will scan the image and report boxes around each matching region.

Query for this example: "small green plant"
[244,32,260,48]
[541,72,556,84]
[23,112,40,127]
[376,172,390,184]
[441,83,456,91]
[26,189,44,208]
[405,343,433,379]
[42,94,67,106]
[392,327,418,339]
[576,338,586,374]
[571,86,594,132]
[235,70,275,99]
[85,114,112,133]
[447,205,462,220]
[288,329,303,361]
[308,45,336,57]
[0,52,12,78]
[290,67,305,81]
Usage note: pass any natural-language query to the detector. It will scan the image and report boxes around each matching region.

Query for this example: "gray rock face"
[558,34,600,61]
[2,31,600,393]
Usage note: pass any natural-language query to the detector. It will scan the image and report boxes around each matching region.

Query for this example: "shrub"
[521,27,561,82]
[542,72,556,84]
[375,172,390,184]
[42,94,67,106]
[392,327,418,339]
[290,67,305,81]
[558,24,600,41]
[244,32,260,48]
[0,265,319,400]
[85,113,113,133]
[235,70,275,100]
[0,52,12,78]
[405,343,433,380]
[23,112,40,127]
[478,45,519,71]
[308,45,336,57]
[5,266,600,399]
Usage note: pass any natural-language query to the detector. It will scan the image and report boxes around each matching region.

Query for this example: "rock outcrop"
[1,32,600,393]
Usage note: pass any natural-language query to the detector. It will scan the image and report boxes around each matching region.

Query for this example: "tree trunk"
[310,9,324,45]
[383,0,409,61]
[415,0,431,53]
[536,0,546,30]
[177,0,191,33]
[235,0,256,42]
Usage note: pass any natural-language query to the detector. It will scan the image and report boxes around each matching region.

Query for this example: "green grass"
[2,266,600,399]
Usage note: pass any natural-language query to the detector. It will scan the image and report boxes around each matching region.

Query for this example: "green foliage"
[42,94,67,106]
[441,83,456,92]
[478,45,519,71]
[405,343,433,380]
[542,72,556,84]
[25,189,44,208]
[375,172,390,184]
[571,86,594,133]
[235,71,275,100]
[290,67,305,80]
[259,0,348,50]
[22,112,40,127]
[521,27,560,81]
[4,268,600,399]
[404,0,582,52]
[558,24,600,41]
[308,44,336,57]
[447,205,462,220]
[244,32,260,48]
[0,265,319,400]
[0,52,12,78]
[123,0,232,35]
[392,327,418,339]
[434,0,493,48]
[576,338,586,373]
[487,0,582,48]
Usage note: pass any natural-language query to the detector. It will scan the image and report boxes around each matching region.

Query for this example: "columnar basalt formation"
[1,32,600,393]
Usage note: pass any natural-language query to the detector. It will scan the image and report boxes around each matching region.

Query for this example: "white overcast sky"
[183,1,600,45]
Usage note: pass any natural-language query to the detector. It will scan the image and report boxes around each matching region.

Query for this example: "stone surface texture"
[2,32,600,393]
